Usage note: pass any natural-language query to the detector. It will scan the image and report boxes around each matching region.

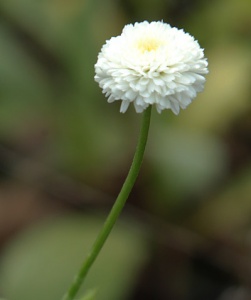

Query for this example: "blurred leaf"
[78,289,97,300]
[187,165,251,236]
[176,45,251,133]
[0,25,53,134]
[121,0,168,20]
[148,127,227,203]
[0,214,149,300]
[186,0,251,45]
[0,0,128,178]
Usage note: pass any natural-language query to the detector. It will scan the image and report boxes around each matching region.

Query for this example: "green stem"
[62,106,152,300]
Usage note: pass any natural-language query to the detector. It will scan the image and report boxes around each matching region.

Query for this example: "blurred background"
[0,0,251,299]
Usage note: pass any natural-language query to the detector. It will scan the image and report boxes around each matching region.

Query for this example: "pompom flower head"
[95,21,208,115]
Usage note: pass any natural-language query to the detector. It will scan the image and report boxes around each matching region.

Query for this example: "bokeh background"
[0,0,251,299]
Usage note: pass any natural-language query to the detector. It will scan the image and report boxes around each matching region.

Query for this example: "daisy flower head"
[94,21,208,115]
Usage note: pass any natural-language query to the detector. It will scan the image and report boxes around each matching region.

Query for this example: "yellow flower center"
[137,38,162,52]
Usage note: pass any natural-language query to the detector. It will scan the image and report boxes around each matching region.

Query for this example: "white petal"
[120,100,130,113]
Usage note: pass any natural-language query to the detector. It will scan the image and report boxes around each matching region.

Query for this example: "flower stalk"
[62,106,152,300]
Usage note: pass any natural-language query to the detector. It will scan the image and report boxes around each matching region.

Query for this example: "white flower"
[94,21,208,114]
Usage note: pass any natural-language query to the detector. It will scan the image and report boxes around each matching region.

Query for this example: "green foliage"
[0,215,148,300]
[78,289,97,300]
